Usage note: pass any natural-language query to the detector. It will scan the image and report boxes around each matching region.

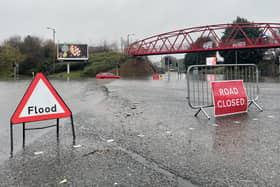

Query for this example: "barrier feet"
[249,100,263,112]
[194,107,211,120]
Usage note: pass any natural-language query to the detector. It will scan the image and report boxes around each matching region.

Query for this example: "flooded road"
[0,79,107,161]
[0,74,279,186]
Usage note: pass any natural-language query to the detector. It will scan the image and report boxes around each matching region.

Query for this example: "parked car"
[96,72,120,79]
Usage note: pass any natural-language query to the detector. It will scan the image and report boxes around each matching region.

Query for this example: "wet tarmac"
[0,74,279,186]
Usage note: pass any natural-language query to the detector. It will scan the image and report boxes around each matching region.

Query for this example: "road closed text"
[217,97,245,108]
[212,81,248,116]
[217,88,245,108]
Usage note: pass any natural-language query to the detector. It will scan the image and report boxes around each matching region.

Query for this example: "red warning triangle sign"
[11,73,72,124]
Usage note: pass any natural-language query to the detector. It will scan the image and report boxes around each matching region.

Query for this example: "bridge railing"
[186,64,263,119]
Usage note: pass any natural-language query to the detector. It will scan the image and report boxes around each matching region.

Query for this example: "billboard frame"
[57,43,89,61]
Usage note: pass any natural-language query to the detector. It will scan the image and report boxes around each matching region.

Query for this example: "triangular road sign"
[11,73,72,124]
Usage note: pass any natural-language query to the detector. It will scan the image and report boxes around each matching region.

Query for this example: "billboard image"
[57,44,88,60]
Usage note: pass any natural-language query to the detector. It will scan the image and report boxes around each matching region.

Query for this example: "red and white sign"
[206,57,217,65]
[211,80,248,117]
[11,73,71,124]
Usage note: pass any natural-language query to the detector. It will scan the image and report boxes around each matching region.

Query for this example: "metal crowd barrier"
[186,64,263,119]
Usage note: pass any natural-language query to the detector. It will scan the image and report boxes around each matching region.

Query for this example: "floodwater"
[0,78,107,162]
[0,73,279,186]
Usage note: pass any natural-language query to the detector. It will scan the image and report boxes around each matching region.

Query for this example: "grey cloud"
[0,0,279,45]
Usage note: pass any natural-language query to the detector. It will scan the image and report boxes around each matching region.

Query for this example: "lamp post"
[127,33,135,48]
[46,27,56,71]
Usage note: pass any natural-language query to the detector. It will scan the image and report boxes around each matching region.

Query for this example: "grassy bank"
[50,52,127,78]
[82,52,127,77]
[48,71,83,79]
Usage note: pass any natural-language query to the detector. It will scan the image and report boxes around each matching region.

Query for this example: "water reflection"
[213,113,249,152]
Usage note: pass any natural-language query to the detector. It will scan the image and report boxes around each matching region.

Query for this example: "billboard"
[57,44,88,60]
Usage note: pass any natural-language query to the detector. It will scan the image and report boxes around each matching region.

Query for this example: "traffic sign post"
[10,73,76,156]
[211,80,248,117]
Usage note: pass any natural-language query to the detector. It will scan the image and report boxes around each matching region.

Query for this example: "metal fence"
[186,64,263,119]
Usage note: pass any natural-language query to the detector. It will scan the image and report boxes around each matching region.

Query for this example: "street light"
[46,27,56,71]
[46,27,56,43]
[127,33,135,48]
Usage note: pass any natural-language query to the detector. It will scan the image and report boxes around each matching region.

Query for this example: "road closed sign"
[11,73,71,123]
[211,80,248,117]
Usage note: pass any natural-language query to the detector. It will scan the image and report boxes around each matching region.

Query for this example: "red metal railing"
[125,23,280,56]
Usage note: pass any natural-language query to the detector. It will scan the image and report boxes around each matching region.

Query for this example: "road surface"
[0,74,279,186]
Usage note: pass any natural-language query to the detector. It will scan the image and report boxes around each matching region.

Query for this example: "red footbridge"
[125,23,280,56]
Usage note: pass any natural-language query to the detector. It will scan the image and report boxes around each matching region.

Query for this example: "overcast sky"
[0,0,279,46]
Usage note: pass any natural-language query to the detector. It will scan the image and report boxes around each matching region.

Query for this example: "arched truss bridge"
[125,23,280,56]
